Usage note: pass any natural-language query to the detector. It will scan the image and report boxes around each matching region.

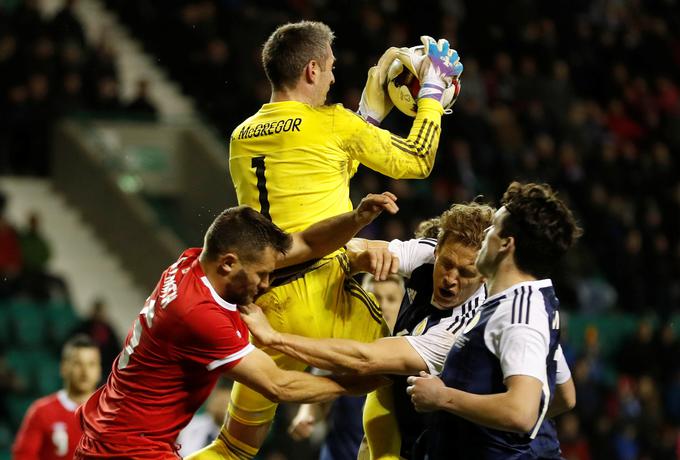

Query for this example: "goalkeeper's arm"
[342,98,444,179]
[348,37,462,179]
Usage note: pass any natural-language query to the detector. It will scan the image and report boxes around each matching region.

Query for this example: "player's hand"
[358,47,399,125]
[239,304,279,346]
[406,371,445,413]
[352,243,399,281]
[288,410,317,440]
[396,37,463,104]
[354,192,399,226]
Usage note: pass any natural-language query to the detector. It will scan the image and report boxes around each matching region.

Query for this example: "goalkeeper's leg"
[362,386,402,460]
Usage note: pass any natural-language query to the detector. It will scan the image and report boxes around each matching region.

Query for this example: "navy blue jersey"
[319,396,366,460]
[391,264,486,459]
[427,279,561,460]
[392,263,443,459]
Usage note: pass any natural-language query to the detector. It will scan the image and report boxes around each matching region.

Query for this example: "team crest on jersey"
[463,310,482,334]
[407,288,417,304]
[412,317,428,336]
[50,422,68,456]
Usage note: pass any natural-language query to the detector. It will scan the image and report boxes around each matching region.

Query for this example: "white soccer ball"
[386,47,460,117]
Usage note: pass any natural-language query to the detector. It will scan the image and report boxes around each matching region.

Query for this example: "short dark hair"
[203,206,292,263]
[500,182,583,278]
[262,21,334,91]
[62,334,98,360]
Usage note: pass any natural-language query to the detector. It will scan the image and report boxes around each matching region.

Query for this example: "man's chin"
[433,296,458,310]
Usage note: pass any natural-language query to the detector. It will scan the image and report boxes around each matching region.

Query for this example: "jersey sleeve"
[405,317,458,375]
[554,344,571,385]
[485,297,551,384]
[387,238,436,278]
[334,99,444,179]
[12,401,44,459]
[180,302,255,371]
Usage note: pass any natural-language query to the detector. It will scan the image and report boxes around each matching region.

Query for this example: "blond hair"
[438,202,495,249]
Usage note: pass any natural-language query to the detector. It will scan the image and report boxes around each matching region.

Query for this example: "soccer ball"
[386,48,460,117]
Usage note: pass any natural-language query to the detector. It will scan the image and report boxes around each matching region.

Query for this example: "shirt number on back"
[118,298,156,370]
[251,156,271,220]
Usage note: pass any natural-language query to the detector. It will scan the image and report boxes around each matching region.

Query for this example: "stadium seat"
[0,421,11,452]
[46,306,81,346]
[4,395,36,430]
[5,349,56,393]
[566,313,638,358]
[34,356,63,396]
[8,300,47,348]
[0,306,9,348]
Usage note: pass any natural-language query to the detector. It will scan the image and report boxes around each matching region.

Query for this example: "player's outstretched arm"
[224,347,386,403]
[279,192,398,268]
[240,304,428,375]
[346,238,399,281]
[406,372,543,434]
[345,38,463,180]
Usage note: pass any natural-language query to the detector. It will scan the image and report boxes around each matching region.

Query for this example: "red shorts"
[75,434,180,460]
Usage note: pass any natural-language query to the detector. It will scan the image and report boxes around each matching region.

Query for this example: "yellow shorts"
[229,252,389,425]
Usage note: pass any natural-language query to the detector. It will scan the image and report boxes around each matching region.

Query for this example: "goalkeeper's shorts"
[229,251,389,426]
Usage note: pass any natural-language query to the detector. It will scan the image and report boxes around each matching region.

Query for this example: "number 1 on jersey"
[251,156,271,220]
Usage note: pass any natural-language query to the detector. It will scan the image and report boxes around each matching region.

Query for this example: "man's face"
[62,347,101,395]
[224,246,278,305]
[369,279,404,313]
[475,206,509,278]
[314,43,335,105]
[432,238,483,309]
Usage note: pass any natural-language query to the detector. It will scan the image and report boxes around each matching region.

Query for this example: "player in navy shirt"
[407,182,582,459]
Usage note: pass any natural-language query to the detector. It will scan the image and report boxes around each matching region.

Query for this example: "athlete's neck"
[485,262,535,297]
[270,87,317,105]
[198,255,227,299]
[66,387,93,405]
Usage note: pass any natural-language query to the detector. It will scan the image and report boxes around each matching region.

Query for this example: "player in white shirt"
[406,182,582,459]
[242,202,494,459]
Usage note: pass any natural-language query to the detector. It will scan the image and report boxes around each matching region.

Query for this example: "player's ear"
[304,60,318,83]
[499,235,514,254]
[219,253,239,274]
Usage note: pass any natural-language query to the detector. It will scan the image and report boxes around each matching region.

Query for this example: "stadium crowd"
[0,0,156,176]
[2,0,680,458]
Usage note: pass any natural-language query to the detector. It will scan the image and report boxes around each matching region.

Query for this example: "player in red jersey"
[75,192,397,459]
[13,335,102,460]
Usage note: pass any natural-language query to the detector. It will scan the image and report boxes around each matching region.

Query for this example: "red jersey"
[12,390,82,460]
[76,249,253,458]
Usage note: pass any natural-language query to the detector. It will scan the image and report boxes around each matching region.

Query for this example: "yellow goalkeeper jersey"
[229,98,444,233]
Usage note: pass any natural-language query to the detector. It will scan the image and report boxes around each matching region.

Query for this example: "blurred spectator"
[126,79,156,119]
[0,192,23,297]
[616,320,657,378]
[12,334,101,460]
[51,0,86,46]
[72,298,120,376]
[558,413,591,460]
[19,212,51,274]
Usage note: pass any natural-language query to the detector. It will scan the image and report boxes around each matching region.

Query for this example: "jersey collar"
[200,276,238,311]
[484,278,553,304]
[57,389,79,412]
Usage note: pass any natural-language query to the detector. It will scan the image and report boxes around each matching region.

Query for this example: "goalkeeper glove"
[396,36,463,105]
[358,47,399,126]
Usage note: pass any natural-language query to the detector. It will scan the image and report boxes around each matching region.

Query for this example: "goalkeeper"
[188,21,463,460]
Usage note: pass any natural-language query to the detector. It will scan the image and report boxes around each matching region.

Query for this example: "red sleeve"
[178,302,254,371]
[12,402,45,460]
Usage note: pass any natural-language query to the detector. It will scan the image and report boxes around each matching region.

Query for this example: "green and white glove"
[358,47,399,126]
